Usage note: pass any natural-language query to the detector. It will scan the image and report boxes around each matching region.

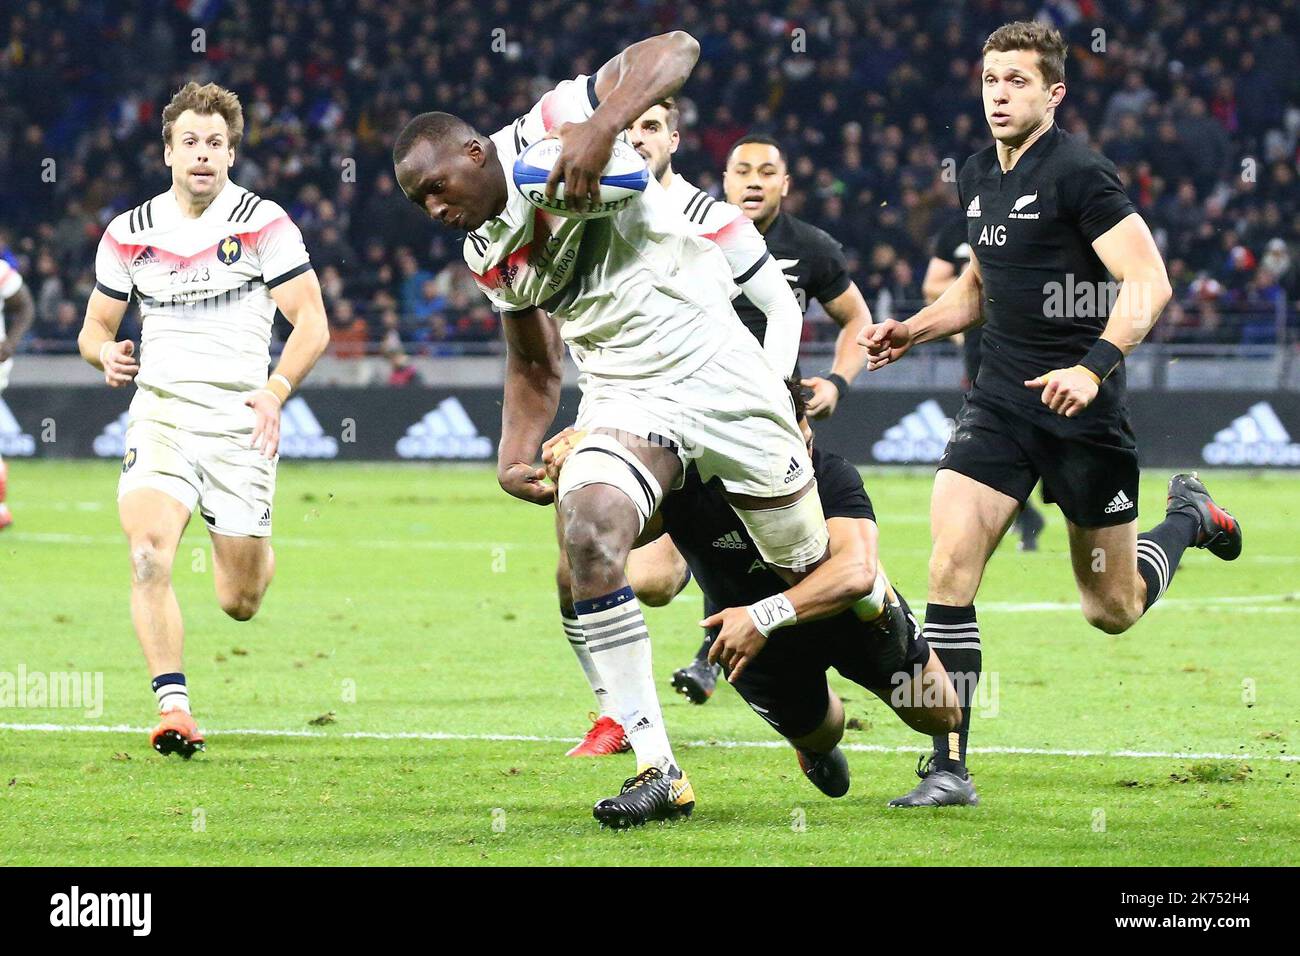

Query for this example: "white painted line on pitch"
[4,531,548,552]
[0,722,1293,763]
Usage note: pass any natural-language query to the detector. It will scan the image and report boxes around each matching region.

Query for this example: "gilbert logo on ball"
[513,139,649,220]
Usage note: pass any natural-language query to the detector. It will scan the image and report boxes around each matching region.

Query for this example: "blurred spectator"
[0,0,1295,356]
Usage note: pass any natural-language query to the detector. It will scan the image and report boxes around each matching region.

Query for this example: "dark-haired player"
[545,383,960,803]
[923,216,1044,550]
[556,100,805,758]
[863,21,1242,807]
[394,33,836,827]
[670,132,875,705]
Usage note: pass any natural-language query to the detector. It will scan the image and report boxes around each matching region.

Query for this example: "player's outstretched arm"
[78,288,136,387]
[1025,214,1171,417]
[860,254,984,371]
[500,306,564,505]
[545,32,700,211]
[250,269,331,457]
[704,517,878,681]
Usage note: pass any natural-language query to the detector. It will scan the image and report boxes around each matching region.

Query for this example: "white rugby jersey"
[464,75,749,385]
[662,174,769,282]
[94,181,311,433]
[0,257,23,390]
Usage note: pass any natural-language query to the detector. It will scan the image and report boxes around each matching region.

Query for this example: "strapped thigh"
[557,432,664,534]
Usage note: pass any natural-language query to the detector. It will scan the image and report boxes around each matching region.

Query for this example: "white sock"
[562,609,617,719]
[151,673,190,714]
[575,587,676,770]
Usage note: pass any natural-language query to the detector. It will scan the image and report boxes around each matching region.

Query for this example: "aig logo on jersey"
[217,236,242,265]
[977,224,1007,247]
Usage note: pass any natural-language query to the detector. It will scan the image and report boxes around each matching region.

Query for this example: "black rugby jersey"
[659,447,873,623]
[732,212,852,345]
[958,124,1136,421]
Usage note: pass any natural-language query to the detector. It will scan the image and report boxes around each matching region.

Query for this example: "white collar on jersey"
[162,178,247,224]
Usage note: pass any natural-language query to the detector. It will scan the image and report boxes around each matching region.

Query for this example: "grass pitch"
[1,461,1297,865]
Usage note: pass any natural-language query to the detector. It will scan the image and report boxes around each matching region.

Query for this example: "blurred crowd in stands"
[1,0,1297,362]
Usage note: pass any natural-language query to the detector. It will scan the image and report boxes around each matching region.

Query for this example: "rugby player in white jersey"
[394,32,832,828]
[0,251,36,531]
[551,97,806,758]
[77,82,330,758]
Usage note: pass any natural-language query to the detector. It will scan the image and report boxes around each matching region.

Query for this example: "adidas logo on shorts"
[258,507,271,528]
[1103,490,1135,514]
[783,456,804,484]
[712,530,748,550]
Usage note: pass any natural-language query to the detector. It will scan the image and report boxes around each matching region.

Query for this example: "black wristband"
[1078,339,1124,382]
[824,372,849,398]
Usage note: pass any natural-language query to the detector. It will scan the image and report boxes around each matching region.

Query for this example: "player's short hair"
[982,21,1067,87]
[727,134,786,168]
[655,97,680,133]
[162,81,244,150]
[392,112,477,166]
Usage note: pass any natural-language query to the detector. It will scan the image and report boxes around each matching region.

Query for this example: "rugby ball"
[513,138,649,219]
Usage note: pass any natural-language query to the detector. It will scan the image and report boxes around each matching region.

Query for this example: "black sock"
[1137,511,1199,611]
[924,604,980,774]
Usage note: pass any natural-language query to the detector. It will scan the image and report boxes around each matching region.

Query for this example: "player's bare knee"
[220,588,263,622]
[628,556,687,607]
[562,514,626,584]
[128,539,172,588]
[1082,596,1140,635]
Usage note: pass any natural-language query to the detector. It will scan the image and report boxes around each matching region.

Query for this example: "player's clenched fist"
[99,340,139,387]
[498,460,555,506]
[1024,365,1099,418]
[859,319,914,372]
[540,427,587,484]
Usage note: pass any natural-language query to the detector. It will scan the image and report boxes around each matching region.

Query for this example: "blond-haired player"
[78,82,330,758]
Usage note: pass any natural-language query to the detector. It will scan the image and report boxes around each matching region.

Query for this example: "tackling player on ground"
[671,132,877,704]
[556,98,805,757]
[0,250,35,532]
[394,33,834,828]
[78,82,330,758]
[862,22,1242,807]
[545,383,960,801]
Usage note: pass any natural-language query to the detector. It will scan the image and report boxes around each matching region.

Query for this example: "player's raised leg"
[889,468,1019,808]
[1067,474,1242,634]
[119,487,205,758]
